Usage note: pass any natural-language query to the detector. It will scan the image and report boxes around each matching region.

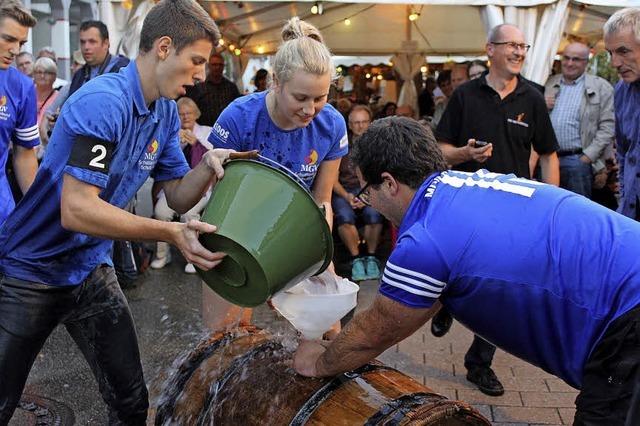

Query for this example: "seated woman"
[150,97,212,274]
[332,104,383,281]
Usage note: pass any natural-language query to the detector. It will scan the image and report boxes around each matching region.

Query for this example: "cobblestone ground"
[16,257,579,425]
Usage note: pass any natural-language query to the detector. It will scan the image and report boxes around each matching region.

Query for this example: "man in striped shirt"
[0,1,39,225]
[545,42,615,199]
[294,117,640,424]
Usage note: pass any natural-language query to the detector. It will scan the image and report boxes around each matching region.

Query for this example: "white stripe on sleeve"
[385,261,446,287]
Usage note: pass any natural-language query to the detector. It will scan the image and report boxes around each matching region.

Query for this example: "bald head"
[488,24,524,44]
[561,42,589,81]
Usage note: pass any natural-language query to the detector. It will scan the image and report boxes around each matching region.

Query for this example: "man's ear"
[155,36,173,60]
[381,172,400,195]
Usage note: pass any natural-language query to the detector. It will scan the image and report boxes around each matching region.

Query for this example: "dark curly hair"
[352,116,447,190]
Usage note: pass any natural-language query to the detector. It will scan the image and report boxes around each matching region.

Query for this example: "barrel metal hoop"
[288,363,398,426]
[155,331,239,425]
[198,340,285,426]
[364,392,445,426]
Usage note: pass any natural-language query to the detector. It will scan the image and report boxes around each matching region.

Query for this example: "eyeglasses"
[490,41,531,52]
[355,182,373,206]
[562,55,588,63]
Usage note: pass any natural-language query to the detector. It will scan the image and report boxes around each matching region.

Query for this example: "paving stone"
[501,376,548,392]
[545,378,579,393]
[493,406,561,424]
[457,389,523,407]
[471,404,493,421]
[521,391,578,408]
[558,408,576,424]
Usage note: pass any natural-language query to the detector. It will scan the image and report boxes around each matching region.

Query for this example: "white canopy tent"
[109,0,637,106]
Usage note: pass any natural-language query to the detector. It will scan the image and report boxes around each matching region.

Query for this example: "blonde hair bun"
[272,17,333,84]
[281,16,324,44]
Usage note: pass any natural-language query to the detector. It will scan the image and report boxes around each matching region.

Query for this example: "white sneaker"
[150,253,171,269]
[184,263,197,274]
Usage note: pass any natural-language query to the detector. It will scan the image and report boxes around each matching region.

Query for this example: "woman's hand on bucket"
[172,220,226,270]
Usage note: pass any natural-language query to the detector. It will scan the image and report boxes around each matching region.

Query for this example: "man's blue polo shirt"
[0,61,190,286]
[0,66,40,224]
[380,170,640,388]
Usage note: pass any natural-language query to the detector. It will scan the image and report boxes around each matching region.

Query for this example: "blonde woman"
[207,17,348,332]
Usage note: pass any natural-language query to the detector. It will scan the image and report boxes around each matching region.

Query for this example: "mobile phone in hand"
[474,140,489,147]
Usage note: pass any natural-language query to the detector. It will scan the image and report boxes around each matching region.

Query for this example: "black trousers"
[574,305,640,425]
[0,266,148,425]
[464,334,497,370]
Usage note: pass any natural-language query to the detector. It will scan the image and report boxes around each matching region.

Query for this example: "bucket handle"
[256,154,311,192]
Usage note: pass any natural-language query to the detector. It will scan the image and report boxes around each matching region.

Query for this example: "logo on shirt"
[339,134,348,149]
[301,149,319,173]
[139,139,160,171]
[0,95,9,121]
[147,139,159,154]
[213,122,229,141]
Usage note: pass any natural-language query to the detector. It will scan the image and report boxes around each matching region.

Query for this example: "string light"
[365,73,371,79]
[122,0,133,10]
[420,65,428,73]
[388,61,393,66]
[408,11,419,21]
[218,38,225,46]
[336,66,343,73]
[234,48,241,56]
[256,45,265,54]
[344,18,351,26]
[311,2,323,15]
[228,44,235,51]
[376,75,383,80]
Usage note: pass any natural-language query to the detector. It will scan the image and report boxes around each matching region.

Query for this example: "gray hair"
[604,7,640,43]
[177,96,201,119]
[271,17,334,85]
[33,57,57,75]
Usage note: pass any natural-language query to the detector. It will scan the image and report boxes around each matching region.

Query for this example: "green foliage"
[590,51,619,85]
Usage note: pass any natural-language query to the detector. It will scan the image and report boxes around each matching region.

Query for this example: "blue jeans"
[332,189,384,227]
[559,154,592,198]
[0,266,148,425]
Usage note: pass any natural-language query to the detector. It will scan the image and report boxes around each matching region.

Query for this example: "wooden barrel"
[155,326,490,425]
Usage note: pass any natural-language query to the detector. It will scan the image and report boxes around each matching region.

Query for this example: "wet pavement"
[14,250,578,425]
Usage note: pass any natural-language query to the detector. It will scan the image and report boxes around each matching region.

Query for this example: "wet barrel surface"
[155,327,490,425]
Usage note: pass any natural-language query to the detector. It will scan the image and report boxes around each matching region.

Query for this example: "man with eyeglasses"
[332,104,384,281]
[544,42,615,199]
[604,8,640,224]
[294,116,640,425]
[434,23,559,397]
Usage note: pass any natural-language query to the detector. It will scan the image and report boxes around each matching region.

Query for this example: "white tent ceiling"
[202,0,633,56]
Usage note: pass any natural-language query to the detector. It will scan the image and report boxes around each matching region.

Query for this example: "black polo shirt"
[436,74,558,178]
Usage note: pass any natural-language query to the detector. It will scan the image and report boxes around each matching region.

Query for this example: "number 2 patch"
[67,135,115,173]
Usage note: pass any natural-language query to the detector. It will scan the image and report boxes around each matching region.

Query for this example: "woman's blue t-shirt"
[208,91,348,190]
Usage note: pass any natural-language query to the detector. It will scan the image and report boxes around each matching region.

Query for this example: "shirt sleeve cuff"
[64,165,109,189]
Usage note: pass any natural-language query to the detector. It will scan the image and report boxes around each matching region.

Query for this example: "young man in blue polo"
[294,117,640,425]
[0,1,232,423]
[0,0,39,225]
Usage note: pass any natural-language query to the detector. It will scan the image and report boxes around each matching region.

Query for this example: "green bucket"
[197,159,333,307]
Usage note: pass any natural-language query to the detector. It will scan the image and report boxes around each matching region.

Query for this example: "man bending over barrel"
[0,1,250,424]
[294,116,640,425]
